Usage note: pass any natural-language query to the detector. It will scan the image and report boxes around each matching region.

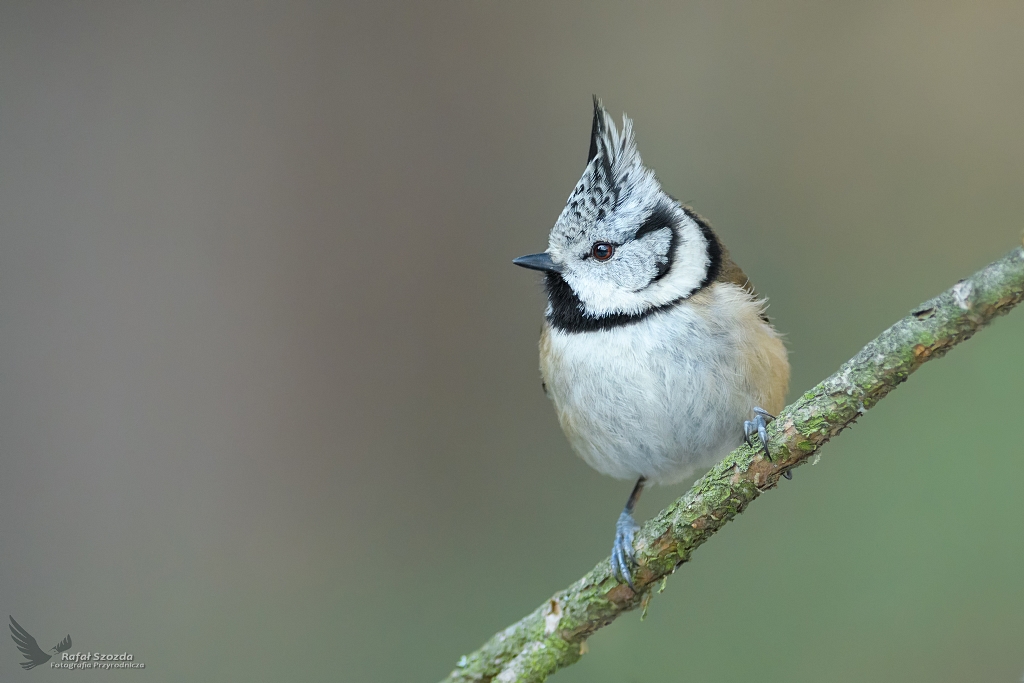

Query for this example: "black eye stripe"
[634,205,675,240]
[580,206,674,260]
[630,204,678,282]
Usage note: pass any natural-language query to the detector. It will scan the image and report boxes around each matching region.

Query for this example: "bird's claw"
[611,510,639,590]
[744,407,776,461]
[744,407,793,479]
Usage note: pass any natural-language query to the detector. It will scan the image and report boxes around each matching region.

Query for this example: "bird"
[513,98,790,589]
[9,615,72,670]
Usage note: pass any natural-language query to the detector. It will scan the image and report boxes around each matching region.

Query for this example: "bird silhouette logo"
[9,616,72,670]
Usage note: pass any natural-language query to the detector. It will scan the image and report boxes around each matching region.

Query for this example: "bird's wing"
[716,251,760,300]
[9,616,52,670]
[679,204,762,300]
[54,634,72,653]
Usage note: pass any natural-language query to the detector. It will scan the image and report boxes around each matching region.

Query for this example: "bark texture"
[443,244,1024,683]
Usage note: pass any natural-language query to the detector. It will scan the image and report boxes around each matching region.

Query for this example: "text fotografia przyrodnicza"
[51,652,145,670]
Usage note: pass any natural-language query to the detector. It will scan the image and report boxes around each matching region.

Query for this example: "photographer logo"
[9,616,144,671]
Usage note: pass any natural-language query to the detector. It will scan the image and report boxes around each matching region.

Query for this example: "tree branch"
[443,244,1024,683]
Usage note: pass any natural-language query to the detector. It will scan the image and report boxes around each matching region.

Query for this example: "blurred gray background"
[1,2,1023,681]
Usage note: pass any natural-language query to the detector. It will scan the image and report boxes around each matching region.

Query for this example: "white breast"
[540,283,787,485]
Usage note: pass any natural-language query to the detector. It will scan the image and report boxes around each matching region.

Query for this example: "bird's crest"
[558,97,654,242]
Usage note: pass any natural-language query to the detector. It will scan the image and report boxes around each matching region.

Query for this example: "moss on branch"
[443,245,1024,683]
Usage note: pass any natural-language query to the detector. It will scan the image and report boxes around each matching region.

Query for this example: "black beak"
[512,252,563,273]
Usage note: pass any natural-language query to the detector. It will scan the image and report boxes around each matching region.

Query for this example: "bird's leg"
[611,477,646,590]
[744,407,792,479]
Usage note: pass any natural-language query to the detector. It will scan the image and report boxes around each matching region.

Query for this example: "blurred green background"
[1,2,1022,681]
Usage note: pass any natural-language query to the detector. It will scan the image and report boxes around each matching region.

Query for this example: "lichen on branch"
[443,245,1024,683]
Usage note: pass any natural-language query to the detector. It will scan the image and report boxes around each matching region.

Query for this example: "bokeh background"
[2,2,1023,681]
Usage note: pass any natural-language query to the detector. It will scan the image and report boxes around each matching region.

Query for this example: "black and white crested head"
[524,98,722,333]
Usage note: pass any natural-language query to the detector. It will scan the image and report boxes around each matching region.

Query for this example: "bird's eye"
[592,242,614,261]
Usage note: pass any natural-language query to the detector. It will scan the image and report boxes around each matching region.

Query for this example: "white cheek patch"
[597,227,673,292]
[626,228,673,284]
[563,216,708,317]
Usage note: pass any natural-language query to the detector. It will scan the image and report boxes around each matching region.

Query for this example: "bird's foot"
[744,407,775,461]
[744,407,793,479]
[611,510,640,590]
